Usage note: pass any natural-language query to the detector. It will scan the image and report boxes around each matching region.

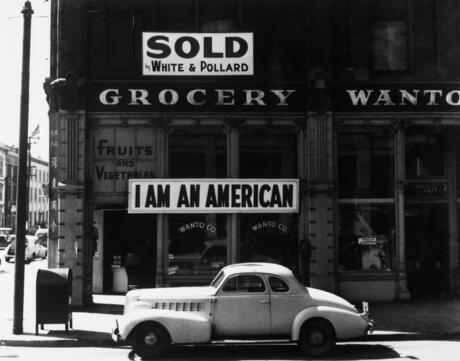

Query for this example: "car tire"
[132,322,171,358]
[298,318,336,356]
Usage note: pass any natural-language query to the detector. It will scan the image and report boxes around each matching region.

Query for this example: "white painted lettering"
[270,89,295,106]
[128,89,151,105]
[99,89,121,105]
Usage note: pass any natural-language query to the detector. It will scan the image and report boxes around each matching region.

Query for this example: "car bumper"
[111,319,121,343]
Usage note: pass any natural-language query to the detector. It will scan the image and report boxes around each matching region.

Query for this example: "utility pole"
[13,1,34,335]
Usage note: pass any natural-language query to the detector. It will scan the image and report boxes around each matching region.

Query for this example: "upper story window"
[372,21,407,71]
[371,0,408,72]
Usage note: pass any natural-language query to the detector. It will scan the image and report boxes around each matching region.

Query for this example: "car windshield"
[210,270,225,288]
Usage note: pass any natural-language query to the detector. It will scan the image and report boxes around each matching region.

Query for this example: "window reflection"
[168,214,227,278]
[338,204,394,272]
[239,127,299,274]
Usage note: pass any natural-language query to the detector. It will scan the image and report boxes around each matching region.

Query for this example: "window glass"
[338,129,394,198]
[406,129,445,177]
[168,214,227,279]
[372,21,407,71]
[223,275,266,293]
[338,204,395,272]
[169,128,226,178]
[240,127,298,274]
[240,128,297,178]
[269,276,289,292]
[240,213,298,273]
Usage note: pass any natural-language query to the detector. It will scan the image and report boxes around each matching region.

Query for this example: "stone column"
[395,122,410,300]
[225,120,240,264]
[154,120,168,288]
[307,111,336,293]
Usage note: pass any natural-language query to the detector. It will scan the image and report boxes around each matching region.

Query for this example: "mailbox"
[36,268,72,334]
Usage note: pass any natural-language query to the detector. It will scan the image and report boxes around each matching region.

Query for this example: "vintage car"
[5,235,47,263]
[112,263,373,358]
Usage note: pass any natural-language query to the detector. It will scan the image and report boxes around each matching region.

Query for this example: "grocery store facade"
[47,0,460,305]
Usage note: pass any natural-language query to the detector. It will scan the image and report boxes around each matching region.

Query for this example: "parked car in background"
[168,239,227,276]
[5,235,47,263]
[113,262,373,358]
[0,228,13,250]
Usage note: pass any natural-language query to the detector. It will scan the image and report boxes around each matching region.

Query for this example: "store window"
[168,214,227,279]
[168,128,227,282]
[240,127,299,273]
[338,204,395,272]
[406,129,445,177]
[169,128,226,178]
[338,129,394,198]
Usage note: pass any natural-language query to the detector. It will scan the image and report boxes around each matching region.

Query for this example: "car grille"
[151,301,204,312]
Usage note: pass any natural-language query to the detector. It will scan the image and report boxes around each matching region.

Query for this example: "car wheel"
[132,322,171,358]
[298,318,336,356]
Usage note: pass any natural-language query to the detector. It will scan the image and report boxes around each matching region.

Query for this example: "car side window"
[269,276,289,292]
[222,275,266,293]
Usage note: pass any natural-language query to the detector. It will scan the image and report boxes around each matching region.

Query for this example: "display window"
[338,129,394,198]
[169,128,226,178]
[240,213,299,274]
[168,214,227,278]
[168,128,227,281]
[338,204,395,272]
[239,127,298,272]
[406,129,446,177]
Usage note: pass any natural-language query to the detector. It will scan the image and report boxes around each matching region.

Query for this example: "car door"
[212,274,271,337]
[267,275,308,335]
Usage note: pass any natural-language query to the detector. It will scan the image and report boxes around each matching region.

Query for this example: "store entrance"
[405,205,449,298]
[103,210,156,292]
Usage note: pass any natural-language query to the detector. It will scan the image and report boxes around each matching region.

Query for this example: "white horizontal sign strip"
[128,179,299,213]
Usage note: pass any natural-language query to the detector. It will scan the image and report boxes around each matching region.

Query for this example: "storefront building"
[46,0,460,305]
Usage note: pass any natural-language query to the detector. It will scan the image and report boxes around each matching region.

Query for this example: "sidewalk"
[1,294,460,347]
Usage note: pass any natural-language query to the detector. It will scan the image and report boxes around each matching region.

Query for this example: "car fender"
[119,309,212,344]
[291,305,369,340]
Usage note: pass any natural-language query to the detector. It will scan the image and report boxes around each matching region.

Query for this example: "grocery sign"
[128,179,299,213]
[142,33,253,76]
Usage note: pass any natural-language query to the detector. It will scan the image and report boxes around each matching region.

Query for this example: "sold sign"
[142,32,254,76]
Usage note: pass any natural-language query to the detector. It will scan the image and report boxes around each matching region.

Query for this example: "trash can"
[36,268,72,334]
[111,265,128,293]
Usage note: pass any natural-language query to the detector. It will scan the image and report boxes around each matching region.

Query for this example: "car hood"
[170,253,202,261]
[307,287,357,313]
[127,286,214,302]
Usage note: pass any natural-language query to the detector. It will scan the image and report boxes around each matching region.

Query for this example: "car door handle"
[259,300,270,303]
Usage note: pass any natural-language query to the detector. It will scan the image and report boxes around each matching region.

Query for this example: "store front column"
[307,112,336,293]
[226,121,240,264]
[155,124,168,288]
[395,124,410,300]
[55,111,88,306]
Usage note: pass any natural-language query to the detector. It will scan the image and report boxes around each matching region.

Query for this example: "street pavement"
[1,249,460,360]
[2,340,460,361]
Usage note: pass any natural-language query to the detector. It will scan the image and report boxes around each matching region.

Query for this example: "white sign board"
[129,179,299,213]
[142,33,254,76]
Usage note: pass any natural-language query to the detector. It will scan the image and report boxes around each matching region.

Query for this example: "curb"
[2,332,460,348]
[0,337,125,348]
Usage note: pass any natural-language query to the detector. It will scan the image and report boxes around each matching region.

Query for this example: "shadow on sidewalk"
[129,343,401,360]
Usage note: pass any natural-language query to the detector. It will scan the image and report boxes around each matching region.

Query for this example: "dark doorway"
[405,205,449,298]
[103,210,156,292]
